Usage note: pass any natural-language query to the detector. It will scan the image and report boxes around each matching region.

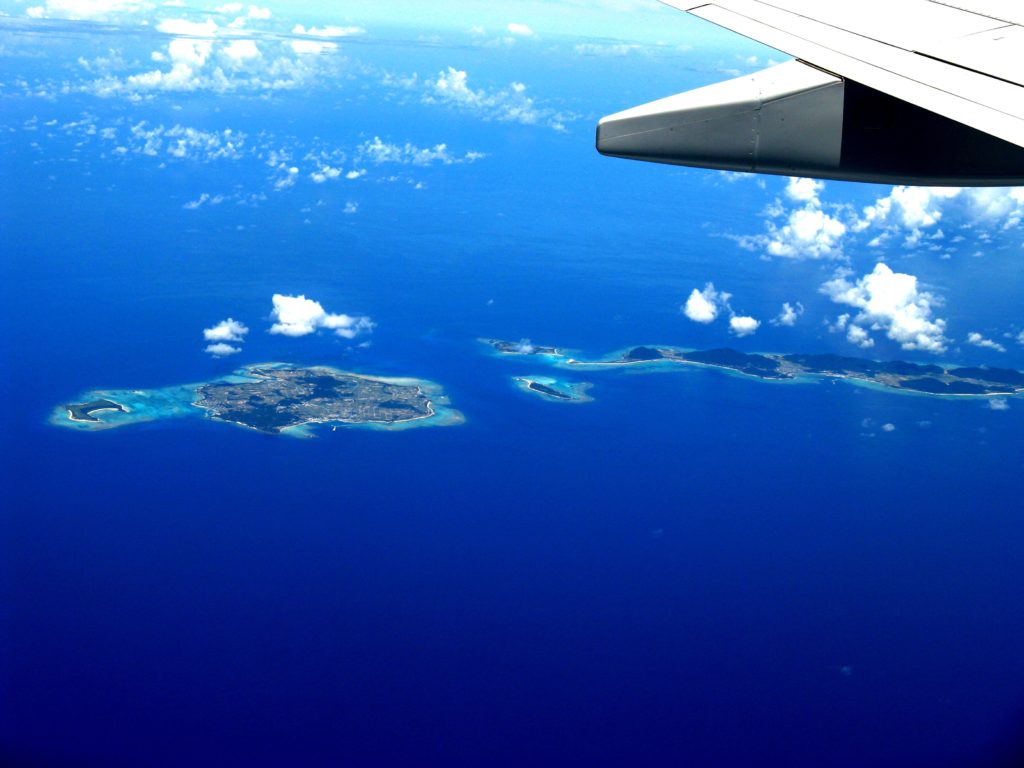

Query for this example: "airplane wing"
[597,0,1024,185]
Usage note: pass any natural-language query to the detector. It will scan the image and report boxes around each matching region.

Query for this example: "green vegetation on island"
[53,364,463,437]
[487,339,1024,398]
[591,346,1024,396]
[513,376,593,403]
[483,338,564,357]
[66,399,128,422]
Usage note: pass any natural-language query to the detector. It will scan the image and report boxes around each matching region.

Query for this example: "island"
[66,399,128,422]
[484,339,1024,398]
[513,376,593,403]
[52,363,464,437]
[482,338,565,357]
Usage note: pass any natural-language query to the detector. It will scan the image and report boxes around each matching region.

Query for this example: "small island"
[482,338,565,357]
[485,339,1024,399]
[52,364,463,437]
[66,399,128,422]
[513,376,593,403]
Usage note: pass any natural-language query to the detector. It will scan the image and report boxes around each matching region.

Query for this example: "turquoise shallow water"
[51,364,463,436]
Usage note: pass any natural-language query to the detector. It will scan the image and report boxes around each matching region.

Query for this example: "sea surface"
[3,30,1024,767]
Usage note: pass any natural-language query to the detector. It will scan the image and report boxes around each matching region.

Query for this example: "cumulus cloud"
[422,67,573,131]
[115,122,247,162]
[506,22,535,37]
[222,39,261,64]
[784,177,823,203]
[737,177,846,259]
[289,24,364,54]
[765,204,846,259]
[292,23,364,38]
[310,165,342,183]
[849,186,1024,248]
[729,315,760,337]
[78,14,344,97]
[203,318,249,342]
[772,301,803,327]
[966,332,1006,353]
[736,177,1024,262]
[573,42,642,56]
[269,294,373,339]
[273,165,299,190]
[682,283,727,323]
[205,342,242,357]
[357,136,485,166]
[881,423,896,432]
[25,0,153,20]
[183,192,226,209]
[989,398,1010,411]
[821,263,948,353]
[852,186,962,247]
[844,322,875,349]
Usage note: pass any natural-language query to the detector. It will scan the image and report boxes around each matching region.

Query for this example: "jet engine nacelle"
[597,60,1024,186]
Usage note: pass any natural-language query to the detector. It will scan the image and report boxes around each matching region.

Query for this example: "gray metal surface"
[670,0,1024,148]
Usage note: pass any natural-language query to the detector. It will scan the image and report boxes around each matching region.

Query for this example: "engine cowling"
[596,60,1024,186]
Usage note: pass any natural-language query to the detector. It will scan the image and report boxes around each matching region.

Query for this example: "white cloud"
[881,423,896,432]
[821,263,948,353]
[118,122,246,162]
[24,0,153,20]
[772,301,803,327]
[79,17,344,97]
[157,18,218,37]
[343,201,358,214]
[292,23,364,37]
[573,42,641,56]
[203,318,249,342]
[288,24,363,55]
[855,186,962,232]
[966,332,1006,353]
[345,169,365,180]
[246,5,271,19]
[729,315,760,337]
[222,39,260,63]
[964,187,1024,229]
[183,192,226,209]
[784,177,823,203]
[269,294,374,339]
[766,206,846,259]
[274,165,299,190]
[845,323,874,349]
[989,398,1010,411]
[357,136,485,166]
[506,22,535,37]
[739,177,846,259]
[205,342,242,357]
[682,283,727,324]
[310,165,342,183]
[423,67,573,131]
[290,39,336,55]
[852,186,964,247]
[850,186,1024,247]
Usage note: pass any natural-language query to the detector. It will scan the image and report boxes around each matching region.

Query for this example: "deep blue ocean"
[3,22,1024,767]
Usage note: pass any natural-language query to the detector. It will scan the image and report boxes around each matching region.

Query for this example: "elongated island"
[52,364,463,437]
[484,339,1024,398]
